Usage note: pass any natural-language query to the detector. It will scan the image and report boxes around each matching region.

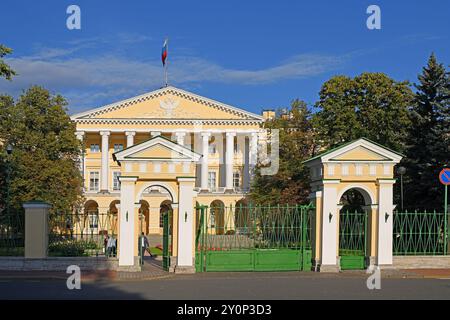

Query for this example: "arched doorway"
[137,183,176,271]
[83,200,99,235]
[338,188,372,270]
[210,200,225,235]
[108,200,119,237]
[235,199,250,234]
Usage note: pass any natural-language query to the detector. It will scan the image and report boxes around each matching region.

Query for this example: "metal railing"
[48,211,118,257]
[195,204,314,251]
[393,210,448,255]
[0,212,24,256]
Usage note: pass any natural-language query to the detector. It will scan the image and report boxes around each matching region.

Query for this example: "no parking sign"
[439,168,450,185]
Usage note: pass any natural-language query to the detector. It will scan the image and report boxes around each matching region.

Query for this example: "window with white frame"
[90,144,100,153]
[208,171,217,190]
[234,138,239,153]
[114,144,124,152]
[88,212,99,229]
[113,172,121,191]
[233,171,241,188]
[89,171,99,191]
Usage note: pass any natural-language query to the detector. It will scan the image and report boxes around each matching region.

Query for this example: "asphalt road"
[0,271,449,300]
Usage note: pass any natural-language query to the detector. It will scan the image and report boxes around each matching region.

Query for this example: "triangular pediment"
[71,86,263,121]
[113,136,201,164]
[331,146,391,161]
[304,138,403,166]
[128,144,191,160]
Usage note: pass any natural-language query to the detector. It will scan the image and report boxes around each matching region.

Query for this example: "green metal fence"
[393,211,448,255]
[195,204,314,272]
[48,211,118,257]
[0,212,24,256]
[339,210,367,270]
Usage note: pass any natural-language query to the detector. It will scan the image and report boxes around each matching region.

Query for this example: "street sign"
[439,168,450,185]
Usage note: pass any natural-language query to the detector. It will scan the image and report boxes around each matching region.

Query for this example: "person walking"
[140,232,153,262]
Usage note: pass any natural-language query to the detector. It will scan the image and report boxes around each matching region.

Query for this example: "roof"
[71,85,264,121]
[303,137,405,164]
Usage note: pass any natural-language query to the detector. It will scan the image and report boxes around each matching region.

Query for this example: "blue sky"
[0,1,448,115]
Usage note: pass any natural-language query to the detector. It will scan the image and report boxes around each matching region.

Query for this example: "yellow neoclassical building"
[71,86,266,238]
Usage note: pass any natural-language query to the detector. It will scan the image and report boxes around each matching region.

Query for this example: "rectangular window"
[90,144,100,153]
[114,144,124,152]
[208,171,217,190]
[233,171,241,188]
[356,164,363,176]
[369,164,377,176]
[113,172,121,191]
[327,164,335,176]
[89,171,99,191]
[342,164,349,176]
[208,144,216,154]
[234,140,239,153]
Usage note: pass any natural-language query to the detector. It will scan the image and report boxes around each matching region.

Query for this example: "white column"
[320,180,339,271]
[200,132,210,190]
[125,131,136,148]
[225,132,236,190]
[243,135,250,191]
[100,131,110,192]
[75,131,85,174]
[118,176,137,267]
[175,131,186,146]
[250,132,258,167]
[377,179,395,266]
[175,177,196,273]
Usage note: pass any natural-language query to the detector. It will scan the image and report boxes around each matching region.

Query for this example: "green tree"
[402,53,449,210]
[250,99,317,205]
[0,44,16,80]
[0,86,83,214]
[313,72,414,153]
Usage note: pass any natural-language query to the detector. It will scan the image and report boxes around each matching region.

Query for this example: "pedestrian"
[140,232,153,258]
[106,235,114,257]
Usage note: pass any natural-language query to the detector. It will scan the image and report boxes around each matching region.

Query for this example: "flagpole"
[165,38,169,87]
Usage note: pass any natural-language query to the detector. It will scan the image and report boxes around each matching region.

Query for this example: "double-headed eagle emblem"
[159,97,180,118]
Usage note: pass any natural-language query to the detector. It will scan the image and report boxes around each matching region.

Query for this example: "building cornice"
[73,118,263,126]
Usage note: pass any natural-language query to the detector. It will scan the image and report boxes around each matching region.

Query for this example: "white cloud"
[0,40,345,112]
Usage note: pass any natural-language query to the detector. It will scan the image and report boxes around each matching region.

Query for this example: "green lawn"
[149,247,163,255]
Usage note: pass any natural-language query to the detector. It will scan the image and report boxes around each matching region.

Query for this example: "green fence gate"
[339,210,368,270]
[195,204,314,272]
[162,210,173,271]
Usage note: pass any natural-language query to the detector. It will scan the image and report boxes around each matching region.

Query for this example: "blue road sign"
[439,168,450,185]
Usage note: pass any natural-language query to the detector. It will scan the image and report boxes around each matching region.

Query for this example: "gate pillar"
[118,176,139,270]
[175,177,196,273]
[320,180,340,272]
[377,179,396,266]
[23,201,51,259]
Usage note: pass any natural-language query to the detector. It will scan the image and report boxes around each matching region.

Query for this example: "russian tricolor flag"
[161,39,168,66]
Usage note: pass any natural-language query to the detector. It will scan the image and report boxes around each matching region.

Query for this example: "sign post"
[439,168,450,254]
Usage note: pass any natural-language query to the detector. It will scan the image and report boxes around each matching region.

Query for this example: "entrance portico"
[114,135,201,271]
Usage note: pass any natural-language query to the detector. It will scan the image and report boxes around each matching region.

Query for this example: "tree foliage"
[0,86,83,214]
[0,44,16,80]
[402,53,450,210]
[250,99,317,205]
[313,72,414,153]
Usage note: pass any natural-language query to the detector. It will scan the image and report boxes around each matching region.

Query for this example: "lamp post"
[397,166,406,211]
[5,144,13,216]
